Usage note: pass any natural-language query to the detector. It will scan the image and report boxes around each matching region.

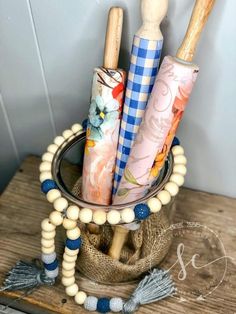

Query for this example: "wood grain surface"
[0,156,235,314]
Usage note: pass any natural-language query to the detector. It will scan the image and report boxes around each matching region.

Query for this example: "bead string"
[40,122,187,312]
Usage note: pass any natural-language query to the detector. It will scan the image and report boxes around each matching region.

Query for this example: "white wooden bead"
[173,164,187,176]
[49,211,63,226]
[63,253,77,263]
[65,283,79,297]
[63,218,77,230]
[71,123,83,134]
[41,230,56,240]
[62,261,76,271]
[67,227,81,240]
[54,136,65,146]
[170,173,185,186]
[157,190,171,205]
[46,189,61,203]
[47,144,58,154]
[41,245,55,254]
[42,152,54,162]
[172,145,184,156]
[39,161,51,172]
[67,205,80,220]
[147,197,162,213]
[39,171,52,183]
[65,247,79,256]
[79,208,93,223]
[62,276,75,287]
[53,197,68,212]
[41,218,56,232]
[41,238,54,248]
[75,291,87,305]
[63,129,74,139]
[107,210,120,225]
[174,155,187,165]
[121,208,135,223]
[165,182,179,196]
[62,268,75,277]
[93,210,106,225]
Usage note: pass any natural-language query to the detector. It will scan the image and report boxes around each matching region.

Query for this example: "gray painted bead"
[110,297,124,312]
[41,252,56,264]
[45,267,59,278]
[84,296,98,312]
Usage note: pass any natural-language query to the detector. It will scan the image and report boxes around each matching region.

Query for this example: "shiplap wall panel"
[0,0,55,169]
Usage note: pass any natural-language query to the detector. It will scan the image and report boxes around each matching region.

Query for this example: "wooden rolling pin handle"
[108,226,129,260]
[137,0,168,40]
[103,7,123,69]
[176,0,215,62]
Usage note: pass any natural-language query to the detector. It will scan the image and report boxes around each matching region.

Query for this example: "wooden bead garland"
[39,123,188,312]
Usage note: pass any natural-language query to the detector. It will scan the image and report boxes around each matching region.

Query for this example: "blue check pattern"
[112,36,163,195]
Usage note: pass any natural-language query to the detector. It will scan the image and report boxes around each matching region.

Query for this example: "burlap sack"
[75,201,175,283]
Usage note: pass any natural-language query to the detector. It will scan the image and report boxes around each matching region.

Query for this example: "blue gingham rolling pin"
[112,0,169,196]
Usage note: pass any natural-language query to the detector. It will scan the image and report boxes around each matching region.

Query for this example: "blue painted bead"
[171,137,180,147]
[97,298,110,313]
[66,237,82,250]
[134,203,150,220]
[41,179,57,194]
[44,258,58,271]
[82,119,88,131]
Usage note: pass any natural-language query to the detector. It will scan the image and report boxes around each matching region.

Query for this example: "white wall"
[0,0,235,197]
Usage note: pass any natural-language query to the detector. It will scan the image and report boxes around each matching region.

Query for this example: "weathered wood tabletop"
[0,156,235,314]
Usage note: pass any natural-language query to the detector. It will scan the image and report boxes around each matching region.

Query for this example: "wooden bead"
[174,155,187,165]
[63,253,77,263]
[107,210,120,225]
[63,129,74,139]
[67,227,81,240]
[79,208,93,223]
[157,190,171,205]
[93,210,106,225]
[75,291,87,305]
[54,136,64,146]
[62,276,75,287]
[47,144,58,154]
[41,218,56,232]
[41,230,56,240]
[71,123,83,134]
[173,164,187,176]
[63,218,77,230]
[46,189,61,203]
[147,197,162,213]
[67,205,80,220]
[121,208,135,223]
[65,283,79,297]
[42,152,54,162]
[62,268,75,277]
[39,161,51,172]
[165,182,179,196]
[41,245,55,254]
[65,247,79,256]
[172,145,184,156]
[53,197,68,212]
[62,261,76,271]
[170,174,185,187]
[49,211,63,226]
[41,238,54,248]
[39,171,52,183]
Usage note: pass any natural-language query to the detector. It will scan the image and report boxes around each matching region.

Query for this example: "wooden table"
[0,156,235,314]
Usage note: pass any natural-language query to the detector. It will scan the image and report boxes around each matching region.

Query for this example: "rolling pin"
[111,0,215,260]
[82,7,125,206]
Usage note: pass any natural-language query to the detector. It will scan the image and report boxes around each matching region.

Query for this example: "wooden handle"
[103,7,123,69]
[108,226,129,260]
[136,0,168,40]
[176,0,215,62]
